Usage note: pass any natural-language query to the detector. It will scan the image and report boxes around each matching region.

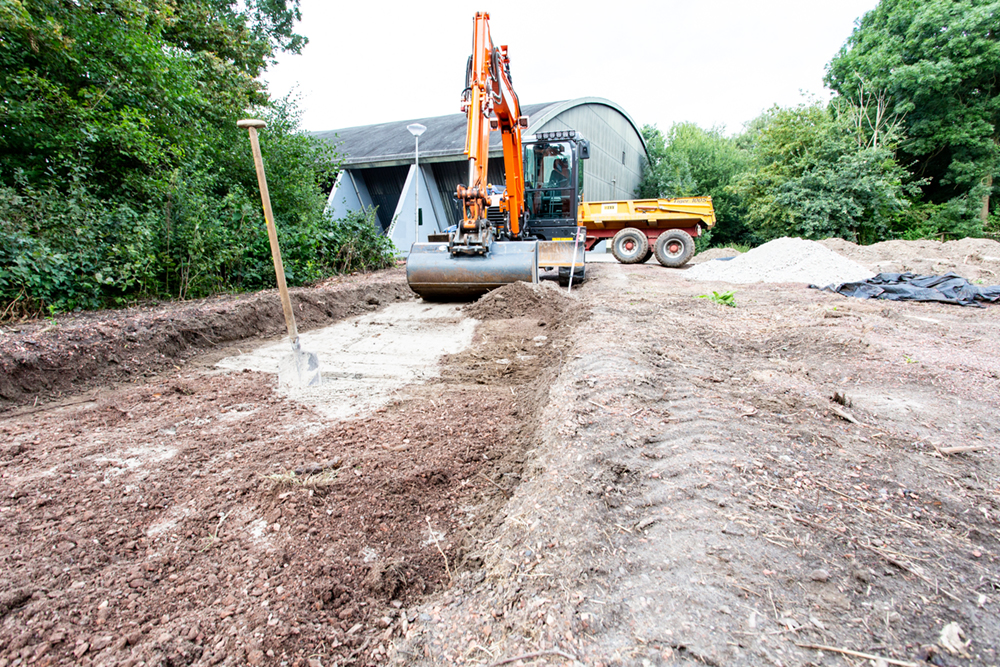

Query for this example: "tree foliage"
[0,0,305,194]
[731,102,914,244]
[636,125,698,200]
[637,101,916,248]
[631,0,1000,247]
[0,1,391,318]
[637,124,750,245]
[826,0,1000,225]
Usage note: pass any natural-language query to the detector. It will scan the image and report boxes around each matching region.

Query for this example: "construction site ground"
[0,248,998,667]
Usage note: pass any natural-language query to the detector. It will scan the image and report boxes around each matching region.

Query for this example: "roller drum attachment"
[406,240,539,300]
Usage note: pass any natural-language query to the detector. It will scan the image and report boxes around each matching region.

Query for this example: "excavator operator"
[549,158,570,188]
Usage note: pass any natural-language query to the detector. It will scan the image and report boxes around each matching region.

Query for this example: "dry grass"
[262,469,340,490]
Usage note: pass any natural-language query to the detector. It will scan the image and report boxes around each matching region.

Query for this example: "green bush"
[0,104,400,319]
[893,199,984,241]
[319,207,397,274]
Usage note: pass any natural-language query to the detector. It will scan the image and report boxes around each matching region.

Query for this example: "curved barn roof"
[313,97,647,168]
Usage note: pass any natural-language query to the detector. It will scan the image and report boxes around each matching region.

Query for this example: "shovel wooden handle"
[240,119,299,343]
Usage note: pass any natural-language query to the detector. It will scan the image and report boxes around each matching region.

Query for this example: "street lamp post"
[407,123,426,245]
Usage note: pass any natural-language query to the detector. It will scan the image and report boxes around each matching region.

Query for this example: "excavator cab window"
[523,141,574,220]
[577,155,585,204]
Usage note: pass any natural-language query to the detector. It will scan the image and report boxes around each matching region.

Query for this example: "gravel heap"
[684,237,875,285]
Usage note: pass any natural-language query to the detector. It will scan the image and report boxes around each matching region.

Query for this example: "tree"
[0,0,305,197]
[636,124,751,245]
[0,1,390,317]
[636,125,698,200]
[826,0,1000,229]
[729,103,914,244]
[662,123,751,245]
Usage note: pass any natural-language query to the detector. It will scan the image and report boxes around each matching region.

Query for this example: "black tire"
[640,247,653,263]
[654,229,695,268]
[611,228,650,264]
[558,265,586,287]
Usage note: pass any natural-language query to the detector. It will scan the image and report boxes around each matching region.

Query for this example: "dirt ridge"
[390,262,1000,667]
[0,273,414,410]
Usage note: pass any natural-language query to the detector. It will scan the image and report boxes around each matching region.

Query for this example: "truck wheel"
[654,230,695,268]
[611,228,650,264]
[558,265,586,287]
[640,248,653,263]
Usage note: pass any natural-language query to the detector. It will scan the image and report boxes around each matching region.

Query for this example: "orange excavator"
[406,12,715,298]
[405,12,580,299]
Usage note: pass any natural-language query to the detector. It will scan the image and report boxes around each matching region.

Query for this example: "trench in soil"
[0,280,575,666]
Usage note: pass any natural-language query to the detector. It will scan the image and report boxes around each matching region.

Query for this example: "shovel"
[238,119,321,387]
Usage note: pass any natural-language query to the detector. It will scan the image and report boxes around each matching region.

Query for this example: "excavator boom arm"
[460,12,526,236]
[406,12,539,300]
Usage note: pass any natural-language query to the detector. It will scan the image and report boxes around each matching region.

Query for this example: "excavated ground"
[0,256,998,667]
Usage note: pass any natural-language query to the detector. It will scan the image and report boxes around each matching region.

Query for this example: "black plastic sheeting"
[812,272,1000,307]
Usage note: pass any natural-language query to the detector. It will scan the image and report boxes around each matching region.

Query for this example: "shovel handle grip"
[239,119,298,342]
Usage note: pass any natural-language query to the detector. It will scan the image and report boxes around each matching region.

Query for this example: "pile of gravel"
[684,237,875,285]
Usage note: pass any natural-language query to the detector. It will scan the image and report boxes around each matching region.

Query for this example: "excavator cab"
[524,144,573,220]
[522,132,588,241]
[522,131,589,283]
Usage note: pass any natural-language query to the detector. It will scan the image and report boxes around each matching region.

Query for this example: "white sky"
[262,0,880,135]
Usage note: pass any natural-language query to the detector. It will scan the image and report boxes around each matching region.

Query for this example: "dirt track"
[1,257,998,667]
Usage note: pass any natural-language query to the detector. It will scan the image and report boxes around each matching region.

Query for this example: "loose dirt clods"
[1,241,999,666]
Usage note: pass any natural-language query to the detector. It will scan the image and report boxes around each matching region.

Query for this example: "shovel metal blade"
[278,346,321,388]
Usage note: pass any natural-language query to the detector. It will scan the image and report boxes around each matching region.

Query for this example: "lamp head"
[407,123,427,137]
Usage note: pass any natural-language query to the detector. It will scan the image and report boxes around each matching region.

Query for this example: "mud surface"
[1,249,999,667]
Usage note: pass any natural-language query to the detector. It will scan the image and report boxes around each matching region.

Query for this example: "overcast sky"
[262,0,881,135]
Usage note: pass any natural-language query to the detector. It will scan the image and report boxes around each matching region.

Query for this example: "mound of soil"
[464,281,575,322]
[689,247,743,263]
[820,237,1000,282]
[0,271,578,667]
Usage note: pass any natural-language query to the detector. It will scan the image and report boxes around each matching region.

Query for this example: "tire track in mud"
[395,262,1000,667]
[521,292,802,667]
[395,267,788,666]
[559,305,803,667]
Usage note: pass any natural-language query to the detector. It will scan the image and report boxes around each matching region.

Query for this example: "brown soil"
[0,269,413,411]
[1,246,999,667]
[819,237,1000,282]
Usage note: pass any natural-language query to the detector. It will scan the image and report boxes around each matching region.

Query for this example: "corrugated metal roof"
[311,98,648,169]
[312,102,561,168]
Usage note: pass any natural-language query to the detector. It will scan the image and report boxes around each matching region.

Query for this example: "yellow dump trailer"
[577,196,716,267]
